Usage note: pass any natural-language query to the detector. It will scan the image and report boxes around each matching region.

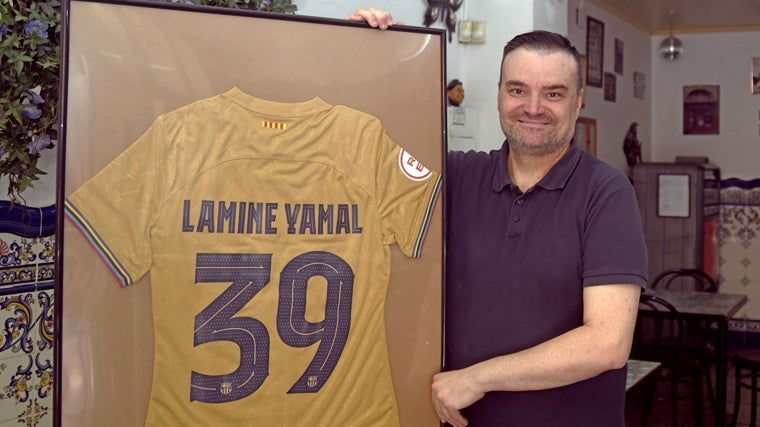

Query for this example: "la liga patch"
[398,149,432,181]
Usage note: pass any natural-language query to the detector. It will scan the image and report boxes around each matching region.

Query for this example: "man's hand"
[347,7,402,29]
[431,368,485,427]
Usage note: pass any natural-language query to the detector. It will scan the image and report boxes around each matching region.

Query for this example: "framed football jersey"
[55,1,445,426]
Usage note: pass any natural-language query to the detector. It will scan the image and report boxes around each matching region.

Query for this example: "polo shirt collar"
[491,139,582,192]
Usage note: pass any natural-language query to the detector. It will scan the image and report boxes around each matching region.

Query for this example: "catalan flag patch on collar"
[261,120,287,130]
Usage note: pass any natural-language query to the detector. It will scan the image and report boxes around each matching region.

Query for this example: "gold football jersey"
[65,88,441,426]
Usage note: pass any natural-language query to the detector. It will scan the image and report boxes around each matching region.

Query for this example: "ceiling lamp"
[659,35,683,61]
[659,11,683,61]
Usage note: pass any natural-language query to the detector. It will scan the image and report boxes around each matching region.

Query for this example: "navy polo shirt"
[445,141,647,426]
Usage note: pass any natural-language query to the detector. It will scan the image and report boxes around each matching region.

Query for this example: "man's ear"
[576,88,585,113]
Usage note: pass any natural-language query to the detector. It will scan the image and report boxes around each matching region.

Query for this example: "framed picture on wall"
[585,17,604,87]
[683,84,720,135]
[614,38,623,74]
[574,117,597,156]
[579,54,588,107]
[633,71,646,99]
[752,57,760,94]
[604,72,616,102]
[657,174,691,218]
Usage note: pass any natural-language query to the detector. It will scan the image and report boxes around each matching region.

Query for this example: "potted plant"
[1,0,296,204]
[0,0,60,203]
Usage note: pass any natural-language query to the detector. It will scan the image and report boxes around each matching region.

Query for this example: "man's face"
[497,48,583,157]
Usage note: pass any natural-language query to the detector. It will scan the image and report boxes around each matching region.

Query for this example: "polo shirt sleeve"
[582,170,648,288]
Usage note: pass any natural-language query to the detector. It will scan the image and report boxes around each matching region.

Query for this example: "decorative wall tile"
[720,178,760,334]
[0,230,54,427]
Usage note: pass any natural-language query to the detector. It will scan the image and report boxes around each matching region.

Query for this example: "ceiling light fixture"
[659,11,683,61]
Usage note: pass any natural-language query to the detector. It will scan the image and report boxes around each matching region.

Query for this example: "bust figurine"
[446,79,464,107]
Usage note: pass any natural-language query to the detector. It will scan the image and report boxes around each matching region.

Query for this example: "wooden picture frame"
[585,16,604,88]
[614,38,624,74]
[579,54,588,107]
[574,117,597,156]
[604,72,616,102]
[633,71,646,99]
[683,84,720,135]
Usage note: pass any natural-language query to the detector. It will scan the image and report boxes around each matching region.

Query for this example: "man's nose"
[523,94,543,115]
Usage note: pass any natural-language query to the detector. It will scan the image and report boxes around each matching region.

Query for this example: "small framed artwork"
[575,117,597,156]
[658,174,691,218]
[683,84,720,135]
[752,57,760,94]
[604,72,616,102]
[633,71,645,99]
[585,17,604,88]
[579,54,588,107]
[614,38,623,74]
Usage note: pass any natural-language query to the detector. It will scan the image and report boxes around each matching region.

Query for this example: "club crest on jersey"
[220,382,233,395]
[398,149,432,181]
[307,376,318,388]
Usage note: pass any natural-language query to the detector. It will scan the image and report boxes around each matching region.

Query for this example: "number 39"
[190,251,355,403]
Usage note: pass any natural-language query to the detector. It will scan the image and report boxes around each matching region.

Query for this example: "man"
[351,9,647,427]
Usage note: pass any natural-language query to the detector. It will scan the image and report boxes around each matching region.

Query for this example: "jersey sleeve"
[372,128,442,259]
[64,117,170,287]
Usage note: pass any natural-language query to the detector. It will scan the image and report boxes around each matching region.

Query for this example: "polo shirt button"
[517,199,524,205]
[513,215,520,222]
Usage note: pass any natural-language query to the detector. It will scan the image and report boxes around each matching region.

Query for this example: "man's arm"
[431,284,641,427]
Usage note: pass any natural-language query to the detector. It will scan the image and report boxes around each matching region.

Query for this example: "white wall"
[651,31,760,180]
[454,1,537,151]
[296,0,652,174]
[296,1,423,25]
[295,1,563,153]
[566,0,652,173]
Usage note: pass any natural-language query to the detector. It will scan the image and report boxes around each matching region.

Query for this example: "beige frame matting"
[56,1,445,425]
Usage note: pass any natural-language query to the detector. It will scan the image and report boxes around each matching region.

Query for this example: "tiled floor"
[626,349,758,427]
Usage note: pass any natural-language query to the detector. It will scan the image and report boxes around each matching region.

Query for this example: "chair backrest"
[650,268,718,293]
[632,293,686,365]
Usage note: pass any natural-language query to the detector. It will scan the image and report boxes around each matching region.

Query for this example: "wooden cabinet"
[632,162,721,283]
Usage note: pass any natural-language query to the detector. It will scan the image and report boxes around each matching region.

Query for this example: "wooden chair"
[730,349,760,427]
[651,268,719,412]
[651,268,718,293]
[632,293,706,427]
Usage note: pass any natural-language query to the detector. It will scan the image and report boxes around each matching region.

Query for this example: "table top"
[643,289,747,318]
[626,359,660,391]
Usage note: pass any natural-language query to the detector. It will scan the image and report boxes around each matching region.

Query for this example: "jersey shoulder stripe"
[411,175,442,258]
[64,198,132,287]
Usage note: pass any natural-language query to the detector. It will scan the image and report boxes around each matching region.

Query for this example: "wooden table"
[626,359,662,393]
[642,289,747,427]
[626,359,661,425]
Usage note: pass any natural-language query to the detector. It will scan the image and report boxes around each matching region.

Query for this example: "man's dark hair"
[498,30,584,93]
